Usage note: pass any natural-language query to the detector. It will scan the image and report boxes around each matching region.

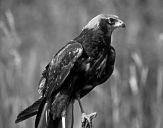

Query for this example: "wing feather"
[38,41,83,98]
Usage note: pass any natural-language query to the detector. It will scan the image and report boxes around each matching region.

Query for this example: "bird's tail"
[35,97,62,128]
[35,92,73,128]
[16,92,73,128]
[15,97,43,123]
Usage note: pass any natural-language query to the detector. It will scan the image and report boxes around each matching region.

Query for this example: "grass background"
[0,0,163,128]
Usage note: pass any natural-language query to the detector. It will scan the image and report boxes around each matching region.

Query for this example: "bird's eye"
[108,18,115,25]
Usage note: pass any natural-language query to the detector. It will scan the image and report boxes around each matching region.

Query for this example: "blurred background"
[0,0,163,128]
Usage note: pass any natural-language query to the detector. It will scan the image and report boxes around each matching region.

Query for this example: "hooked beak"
[114,19,126,28]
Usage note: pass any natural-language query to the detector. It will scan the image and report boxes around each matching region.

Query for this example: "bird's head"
[83,14,125,36]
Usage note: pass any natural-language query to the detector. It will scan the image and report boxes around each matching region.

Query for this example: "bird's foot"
[81,112,97,128]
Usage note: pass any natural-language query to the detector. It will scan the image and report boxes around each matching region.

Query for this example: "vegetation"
[0,0,163,128]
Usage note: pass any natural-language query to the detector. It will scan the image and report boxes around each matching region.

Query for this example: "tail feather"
[36,102,48,128]
[15,97,43,123]
[35,98,47,128]
[35,98,62,128]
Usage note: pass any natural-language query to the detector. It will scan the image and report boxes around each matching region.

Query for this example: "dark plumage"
[15,14,125,128]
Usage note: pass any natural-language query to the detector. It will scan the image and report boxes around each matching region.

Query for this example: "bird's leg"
[76,94,97,128]
[76,94,84,113]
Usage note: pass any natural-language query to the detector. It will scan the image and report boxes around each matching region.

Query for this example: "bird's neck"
[74,29,111,58]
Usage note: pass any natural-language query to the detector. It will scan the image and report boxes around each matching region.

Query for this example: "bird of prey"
[15,14,125,128]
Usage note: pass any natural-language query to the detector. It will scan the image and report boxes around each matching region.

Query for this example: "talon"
[81,112,97,128]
